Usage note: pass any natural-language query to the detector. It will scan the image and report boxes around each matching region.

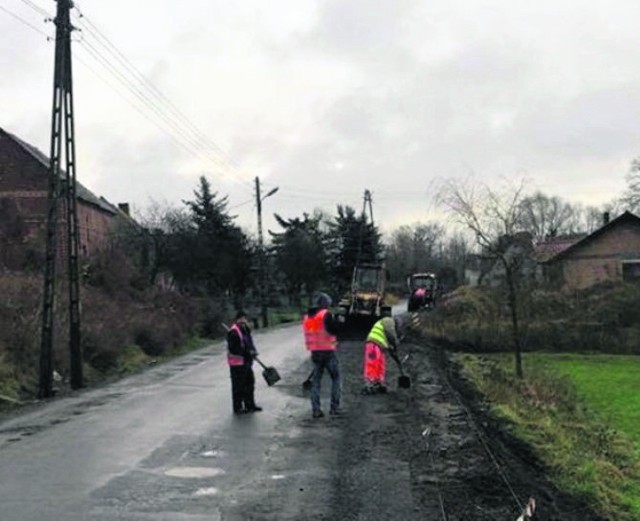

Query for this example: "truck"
[407,272,437,311]
[338,263,392,327]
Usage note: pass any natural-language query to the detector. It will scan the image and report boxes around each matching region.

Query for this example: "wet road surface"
[0,309,602,520]
[0,324,326,521]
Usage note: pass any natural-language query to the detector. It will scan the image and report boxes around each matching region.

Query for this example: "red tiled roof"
[533,234,586,262]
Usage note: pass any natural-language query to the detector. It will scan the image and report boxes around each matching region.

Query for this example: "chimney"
[118,203,130,216]
[603,212,610,225]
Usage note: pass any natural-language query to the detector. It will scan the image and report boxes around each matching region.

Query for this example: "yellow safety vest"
[366,319,389,349]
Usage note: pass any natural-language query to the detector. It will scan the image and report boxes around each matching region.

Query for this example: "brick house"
[0,126,127,268]
[541,211,640,290]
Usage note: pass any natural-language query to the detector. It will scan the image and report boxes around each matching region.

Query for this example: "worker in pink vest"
[302,292,343,418]
[362,316,403,394]
[227,311,262,414]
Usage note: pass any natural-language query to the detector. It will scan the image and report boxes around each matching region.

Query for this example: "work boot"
[247,405,263,412]
[312,409,324,419]
[329,407,345,416]
[233,408,247,415]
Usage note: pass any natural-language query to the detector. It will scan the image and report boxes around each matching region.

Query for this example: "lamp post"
[255,177,278,328]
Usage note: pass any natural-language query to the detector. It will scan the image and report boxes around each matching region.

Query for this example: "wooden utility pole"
[254,177,278,328]
[39,0,82,398]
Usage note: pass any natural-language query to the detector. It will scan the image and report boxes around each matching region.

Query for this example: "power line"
[17,0,51,18]
[0,4,51,39]
[74,7,239,175]
[70,3,250,189]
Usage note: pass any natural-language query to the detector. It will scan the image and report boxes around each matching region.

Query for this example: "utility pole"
[356,189,374,265]
[254,177,278,328]
[39,0,82,398]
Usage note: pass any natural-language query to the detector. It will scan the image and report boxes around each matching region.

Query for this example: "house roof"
[543,211,640,263]
[533,233,587,262]
[5,128,118,215]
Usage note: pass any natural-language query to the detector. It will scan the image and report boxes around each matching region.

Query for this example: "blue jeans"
[311,351,341,413]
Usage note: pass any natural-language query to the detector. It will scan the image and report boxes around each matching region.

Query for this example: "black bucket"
[262,366,281,386]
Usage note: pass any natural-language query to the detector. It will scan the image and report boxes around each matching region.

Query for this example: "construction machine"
[407,272,437,311]
[338,263,392,327]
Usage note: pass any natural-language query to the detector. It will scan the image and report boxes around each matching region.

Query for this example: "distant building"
[0,126,129,269]
[541,211,640,290]
[465,232,536,288]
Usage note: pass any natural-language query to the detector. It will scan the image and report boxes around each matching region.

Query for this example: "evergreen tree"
[270,212,326,304]
[181,176,253,297]
[326,205,382,295]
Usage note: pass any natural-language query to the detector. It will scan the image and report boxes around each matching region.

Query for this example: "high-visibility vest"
[303,309,337,351]
[366,319,389,349]
[227,323,245,366]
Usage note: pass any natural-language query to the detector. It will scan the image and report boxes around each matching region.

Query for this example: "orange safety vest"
[227,323,245,366]
[302,309,337,351]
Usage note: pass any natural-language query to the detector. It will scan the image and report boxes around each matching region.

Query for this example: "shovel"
[302,369,314,390]
[253,355,281,386]
[391,351,411,389]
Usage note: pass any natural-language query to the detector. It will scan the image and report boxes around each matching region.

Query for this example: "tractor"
[407,272,437,311]
[338,263,392,328]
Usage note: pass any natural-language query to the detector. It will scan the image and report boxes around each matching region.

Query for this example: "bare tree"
[437,177,529,378]
[621,157,640,212]
[385,222,445,278]
[517,191,578,240]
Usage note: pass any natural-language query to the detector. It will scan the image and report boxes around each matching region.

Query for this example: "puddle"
[270,474,286,480]
[164,467,225,478]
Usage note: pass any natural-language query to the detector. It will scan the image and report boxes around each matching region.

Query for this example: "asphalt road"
[0,323,324,521]
[0,305,604,521]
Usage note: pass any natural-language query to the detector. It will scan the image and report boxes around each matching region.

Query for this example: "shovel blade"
[398,375,411,389]
[262,367,281,386]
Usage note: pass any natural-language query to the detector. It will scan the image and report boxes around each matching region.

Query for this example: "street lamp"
[255,177,279,327]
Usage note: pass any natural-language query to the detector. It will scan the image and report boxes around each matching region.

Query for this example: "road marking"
[201,450,221,458]
[164,467,225,478]
[194,487,219,496]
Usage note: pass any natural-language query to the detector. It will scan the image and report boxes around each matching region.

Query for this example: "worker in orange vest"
[302,292,343,418]
[227,311,262,414]
[362,316,402,394]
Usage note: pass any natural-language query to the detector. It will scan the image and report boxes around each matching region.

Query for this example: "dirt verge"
[326,332,605,520]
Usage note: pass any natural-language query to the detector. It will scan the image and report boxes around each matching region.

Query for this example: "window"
[622,260,640,282]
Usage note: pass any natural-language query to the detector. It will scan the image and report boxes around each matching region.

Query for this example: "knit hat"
[312,292,332,309]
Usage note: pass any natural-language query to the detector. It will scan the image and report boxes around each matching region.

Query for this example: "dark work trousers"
[310,350,341,413]
[230,365,256,412]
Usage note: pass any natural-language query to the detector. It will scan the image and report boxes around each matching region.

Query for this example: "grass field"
[532,354,640,446]
[457,352,640,520]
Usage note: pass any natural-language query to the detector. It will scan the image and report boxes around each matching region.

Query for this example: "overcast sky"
[1,0,639,237]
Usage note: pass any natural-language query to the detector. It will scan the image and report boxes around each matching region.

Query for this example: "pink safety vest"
[303,309,337,351]
[227,323,245,366]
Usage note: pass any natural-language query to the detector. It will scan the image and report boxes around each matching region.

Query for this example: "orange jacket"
[302,309,337,351]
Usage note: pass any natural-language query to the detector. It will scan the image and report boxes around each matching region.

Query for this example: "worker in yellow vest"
[363,316,402,394]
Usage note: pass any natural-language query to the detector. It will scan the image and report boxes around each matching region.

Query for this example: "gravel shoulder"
[321,332,605,521]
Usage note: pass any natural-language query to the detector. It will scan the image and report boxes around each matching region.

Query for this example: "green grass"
[456,352,640,520]
[534,354,640,444]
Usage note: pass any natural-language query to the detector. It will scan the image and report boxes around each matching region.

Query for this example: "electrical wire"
[17,0,51,18]
[70,2,251,190]
[74,7,239,175]
[0,4,51,39]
